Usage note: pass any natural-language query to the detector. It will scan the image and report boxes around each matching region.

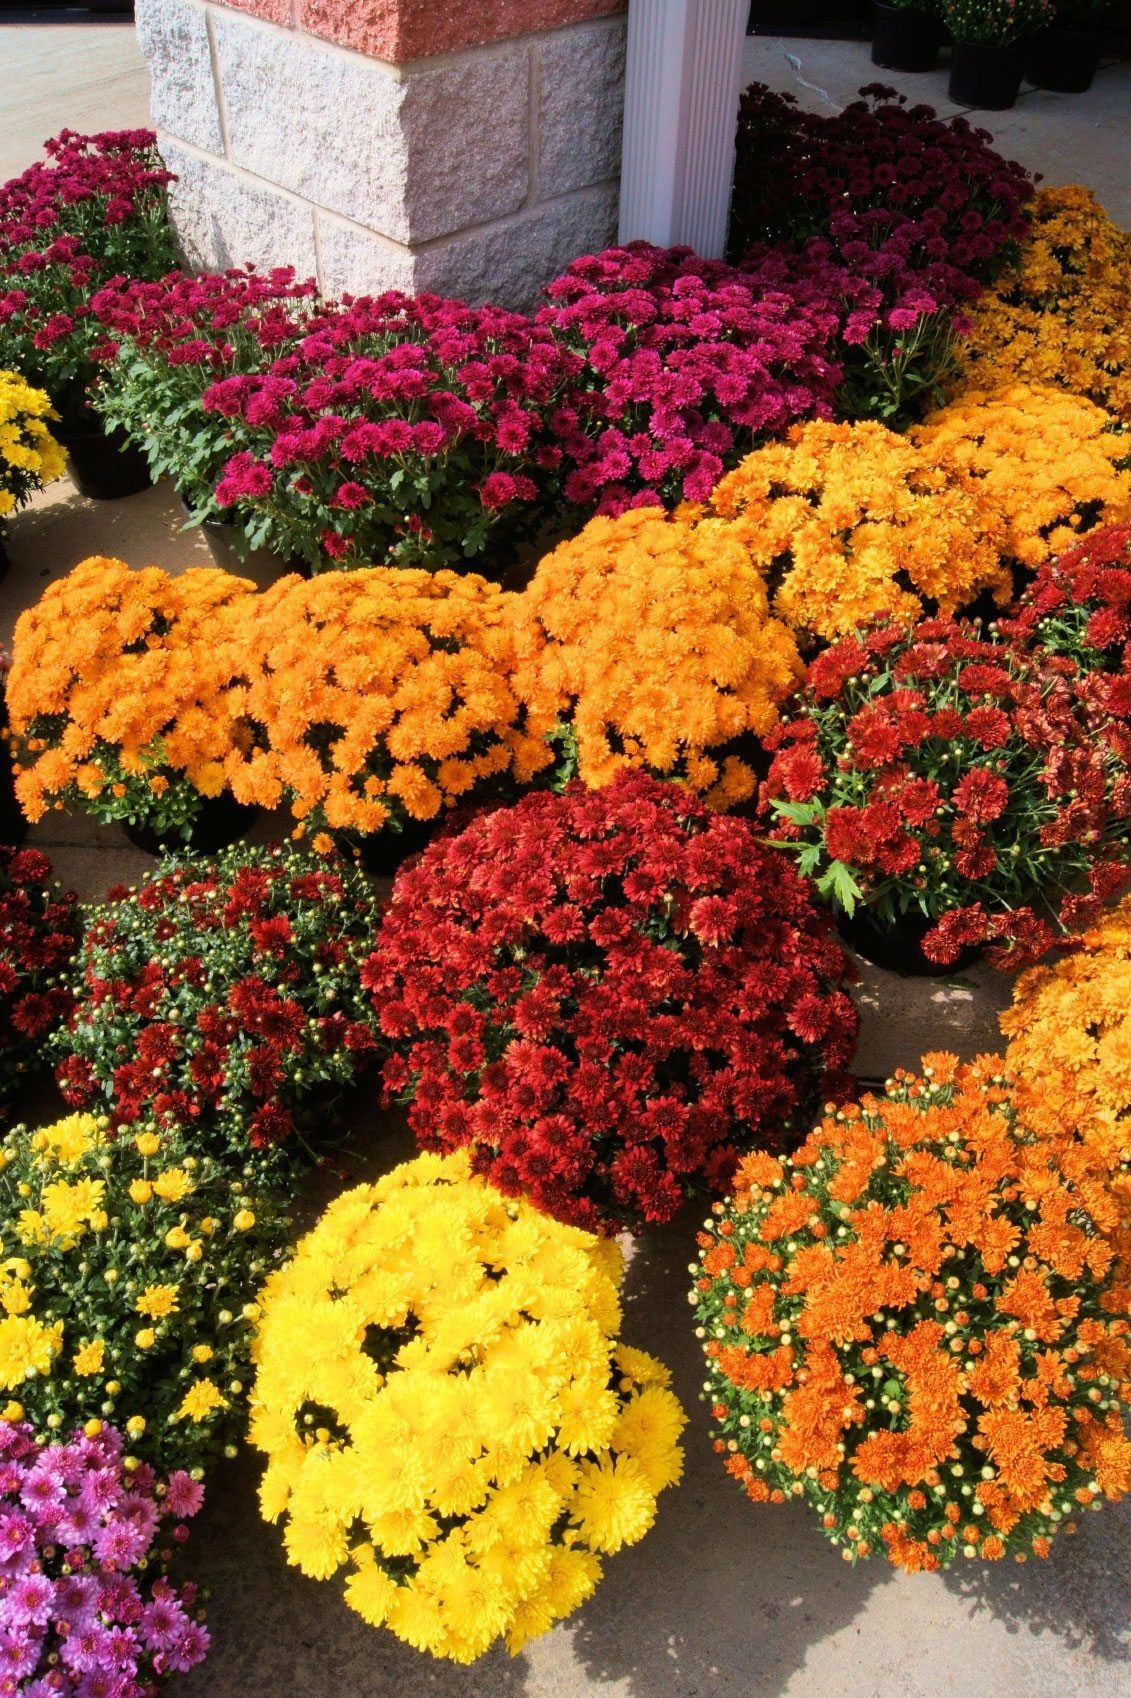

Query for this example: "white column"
[618,0,748,258]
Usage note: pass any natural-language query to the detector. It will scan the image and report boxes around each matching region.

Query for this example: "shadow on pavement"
[568,1209,887,1698]
[942,1508,1131,1664]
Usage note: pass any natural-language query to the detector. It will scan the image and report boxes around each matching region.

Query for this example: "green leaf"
[817,860,864,914]
[772,799,822,827]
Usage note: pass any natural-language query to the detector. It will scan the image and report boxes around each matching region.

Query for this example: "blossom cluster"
[695,1056,1131,1571]
[729,84,1034,420]
[91,265,319,523]
[911,384,1131,571]
[95,270,581,574]
[999,523,1131,687]
[365,773,859,1234]
[0,369,65,519]
[0,1111,291,1474]
[5,556,256,841]
[0,130,177,423]
[0,1421,209,1696]
[54,845,381,1160]
[224,567,551,840]
[0,846,80,1119]
[1001,894,1131,1184]
[204,290,582,572]
[536,241,842,511]
[511,505,802,806]
[762,616,1131,968]
[704,417,1011,644]
[730,83,1032,263]
[941,0,1054,44]
[955,186,1131,422]
[250,1148,687,1663]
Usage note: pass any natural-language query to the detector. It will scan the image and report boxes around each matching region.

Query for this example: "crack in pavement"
[779,48,843,111]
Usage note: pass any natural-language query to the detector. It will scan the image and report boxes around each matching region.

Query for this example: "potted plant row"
[942,0,1057,108]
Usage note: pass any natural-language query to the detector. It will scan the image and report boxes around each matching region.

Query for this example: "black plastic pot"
[948,39,1027,108]
[1025,26,1104,91]
[122,795,259,857]
[837,906,984,977]
[0,527,8,584]
[354,818,436,880]
[871,1,941,69]
[57,421,151,501]
[178,499,305,584]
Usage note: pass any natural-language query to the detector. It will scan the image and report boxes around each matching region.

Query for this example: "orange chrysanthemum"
[695,1057,1131,1571]
[953,186,1131,422]
[1002,893,1131,1196]
[225,566,551,838]
[511,505,802,808]
[702,417,1011,644]
[5,556,254,830]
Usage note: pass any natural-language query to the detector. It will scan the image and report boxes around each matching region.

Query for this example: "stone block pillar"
[135,0,627,308]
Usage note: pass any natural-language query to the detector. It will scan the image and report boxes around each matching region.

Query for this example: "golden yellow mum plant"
[955,186,1131,422]
[512,505,802,808]
[249,1149,687,1663]
[0,368,65,521]
[5,556,255,839]
[226,567,551,843]
[1001,894,1131,1199]
[0,1112,291,1475]
[703,418,1010,646]
[912,384,1131,571]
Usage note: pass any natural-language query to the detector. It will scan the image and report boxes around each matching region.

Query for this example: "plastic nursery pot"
[948,39,1027,109]
[353,817,436,880]
[0,525,8,584]
[55,420,151,502]
[122,794,260,857]
[871,1,942,70]
[178,499,308,587]
[836,905,985,978]
[1025,26,1105,91]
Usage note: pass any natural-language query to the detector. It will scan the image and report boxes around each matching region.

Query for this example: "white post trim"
[617,0,748,257]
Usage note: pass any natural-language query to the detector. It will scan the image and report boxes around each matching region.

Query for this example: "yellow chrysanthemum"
[72,1340,106,1377]
[134,1284,180,1319]
[174,1378,230,1423]
[249,1150,684,1662]
[0,1315,63,1391]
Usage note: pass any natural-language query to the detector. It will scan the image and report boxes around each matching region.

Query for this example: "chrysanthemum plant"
[55,844,382,1161]
[728,84,1033,423]
[954,187,1131,422]
[511,506,803,806]
[0,130,177,429]
[0,369,66,525]
[0,1421,209,1693]
[704,418,1011,645]
[0,1112,291,1475]
[1001,892,1131,1190]
[5,557,255,843]
[96,273,579,575]
[0,844,80,1120]
[763,616,1131,968]
[250,1149,687,1663]
[224,567,551,844]
[694,1055,1131,1571]
[365,773,859,1233]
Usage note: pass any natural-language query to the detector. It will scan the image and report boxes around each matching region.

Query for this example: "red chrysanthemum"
[0,843,80,1118]
[54,844,380,1162]
[363,772,859,1233]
